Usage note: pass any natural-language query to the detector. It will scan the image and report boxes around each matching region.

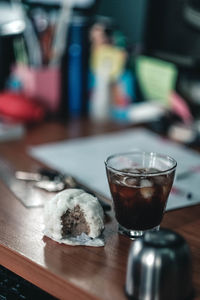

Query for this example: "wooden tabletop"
[0,119,200,300]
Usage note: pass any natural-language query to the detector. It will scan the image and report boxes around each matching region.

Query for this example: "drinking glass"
[105,151,177,239]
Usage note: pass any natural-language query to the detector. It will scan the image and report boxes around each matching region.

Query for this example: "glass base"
[118,224,160,239]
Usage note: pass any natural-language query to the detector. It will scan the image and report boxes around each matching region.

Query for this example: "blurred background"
[0,0,200,145]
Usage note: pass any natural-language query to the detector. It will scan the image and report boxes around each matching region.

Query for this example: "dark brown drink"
[106,168,175,231]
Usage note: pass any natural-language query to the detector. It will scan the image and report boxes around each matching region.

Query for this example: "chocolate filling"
[61,205,90,237]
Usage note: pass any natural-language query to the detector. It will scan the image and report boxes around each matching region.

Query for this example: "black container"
[0,3,25,90]
[144,0,200,68]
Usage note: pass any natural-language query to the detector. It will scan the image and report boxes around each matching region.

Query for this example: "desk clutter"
[0,0,199,145]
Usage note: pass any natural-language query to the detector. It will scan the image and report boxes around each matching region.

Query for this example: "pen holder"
[12,64,61,114]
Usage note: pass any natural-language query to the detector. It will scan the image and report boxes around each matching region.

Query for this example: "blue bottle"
[61,13,90,118]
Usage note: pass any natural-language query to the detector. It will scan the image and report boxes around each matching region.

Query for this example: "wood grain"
[0,119,199,300]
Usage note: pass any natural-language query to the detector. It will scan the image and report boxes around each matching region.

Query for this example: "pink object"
[13,65,61,113]
[170,91,193,123]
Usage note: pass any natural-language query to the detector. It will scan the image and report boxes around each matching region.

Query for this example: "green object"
[135,55,178,105]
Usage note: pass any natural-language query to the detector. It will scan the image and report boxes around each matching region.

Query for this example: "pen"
[172,187,196,201]
[50,0,73,66]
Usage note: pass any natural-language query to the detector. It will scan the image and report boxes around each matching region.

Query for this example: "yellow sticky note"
[91,45,126,80]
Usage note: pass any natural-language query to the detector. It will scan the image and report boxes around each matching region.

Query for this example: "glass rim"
[104,151,177,177]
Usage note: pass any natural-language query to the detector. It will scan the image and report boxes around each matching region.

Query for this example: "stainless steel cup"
[125,228,194,300]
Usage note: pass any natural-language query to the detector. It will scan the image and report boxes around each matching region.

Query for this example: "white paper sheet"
[29,128,200,211]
